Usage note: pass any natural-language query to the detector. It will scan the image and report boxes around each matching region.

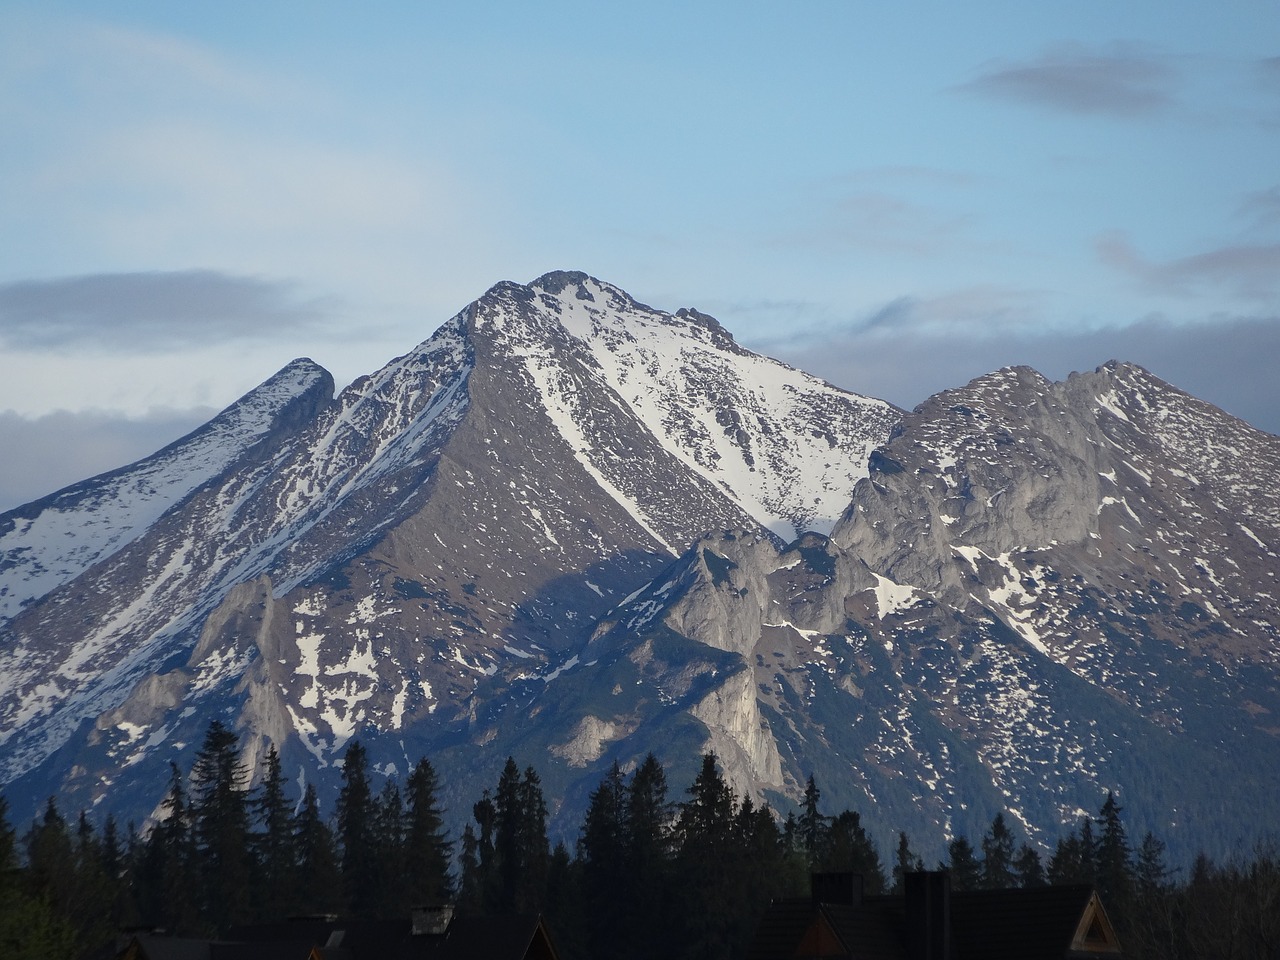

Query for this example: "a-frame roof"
[747,883,1123,960]
[948,885,1121,960]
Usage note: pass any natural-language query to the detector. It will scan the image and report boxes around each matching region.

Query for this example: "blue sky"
[1,1,1278,510]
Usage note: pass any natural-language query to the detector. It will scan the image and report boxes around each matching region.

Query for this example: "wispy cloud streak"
[958,44,1178,116]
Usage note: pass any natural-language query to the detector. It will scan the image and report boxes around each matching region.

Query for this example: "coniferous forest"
[2,721,1278,960]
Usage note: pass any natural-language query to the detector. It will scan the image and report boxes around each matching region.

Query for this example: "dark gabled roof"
[123,934,214,960]
[747,885,1123,960]
[949,886,1113,960]
[745,898,901,960]
[221,914,556,960]
[746,899,825,960]
[208,942,315,960]
[821,903,903,960]
[412,915,553,960]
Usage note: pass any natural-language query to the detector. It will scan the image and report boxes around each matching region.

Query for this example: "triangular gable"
[1069,891,1122,955]
[793,910,850,958]
[526,917,562,960]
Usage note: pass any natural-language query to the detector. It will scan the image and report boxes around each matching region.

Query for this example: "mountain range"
[1,271,1276,863]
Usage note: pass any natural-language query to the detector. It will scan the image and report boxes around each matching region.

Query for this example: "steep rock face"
[507,363,1280,860]
[0,271,897,823]
[833,362,1280,725]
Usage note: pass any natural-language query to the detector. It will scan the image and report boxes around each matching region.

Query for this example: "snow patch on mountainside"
[523,274,898,541]
[0,360,332,624]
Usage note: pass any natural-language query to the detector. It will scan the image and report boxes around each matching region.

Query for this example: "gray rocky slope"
[512,361,1278,862]
[1,273,1276,863]
[0,271,898,829]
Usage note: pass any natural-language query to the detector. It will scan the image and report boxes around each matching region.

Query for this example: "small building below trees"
[117,907,561,960]
[747,871,1123,960]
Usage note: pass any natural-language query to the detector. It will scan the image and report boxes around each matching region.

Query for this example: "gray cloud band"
[0,270,327,352]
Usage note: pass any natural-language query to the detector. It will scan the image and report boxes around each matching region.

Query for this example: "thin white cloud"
[958,43,1178,117]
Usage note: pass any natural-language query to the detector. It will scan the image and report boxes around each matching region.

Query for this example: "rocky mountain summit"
[1,273,1276,862]
[530,360,1278,860]
[0,272,897,827]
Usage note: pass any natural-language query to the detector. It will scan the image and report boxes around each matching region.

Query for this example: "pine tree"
[980,812,1016,889]
[1048,817,1097,886]
[515,764,550,913]
[579,763,628,960]
[1134,831,1171,897]
[798,775,826,864]
[624,754,674,960]
[404,757,453,906]
[945,836,981,892]
[1094,792,1132,913]
[1013,843,1046,887]
[460,791,498,913]
[189,719,252,932]
[249,745,295,921]
[293,782,342,915]
[891,831,923,894]
[336,740,378,917]
[674,753,741,960]
[136,762,200,933]
[371,779,408,919]
[821,810,885,894]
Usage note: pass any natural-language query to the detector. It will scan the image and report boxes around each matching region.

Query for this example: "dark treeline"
[2,721,1278,960]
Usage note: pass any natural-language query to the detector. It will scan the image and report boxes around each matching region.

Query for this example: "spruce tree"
[0,795,14,880]
[24,798,76,908]
[1134,831,1171,898]
[579,763,628,960]
[945,836,981,892]
[1095,792,1132,913]
[822,810,885,894]
[798,775,826,864]
[404,757,453,906]
[515,764,550,913]
[891,831,923,894]
[624,754,673,960]
[137,762,200,933]
[980,812,1016,889]
[249,745,295,921]
[0,802,76,960]
[674,753,740,960]
[1048,817,1097,886]
[371,779,408,919]
[189,720,252,932]
[1013,843,1046,887]
[336,740,378,917]
[457,823,484,914]
[494,758,524,912]
[293,783,342,915]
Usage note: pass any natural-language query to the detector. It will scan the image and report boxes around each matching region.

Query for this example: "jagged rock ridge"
[0,271,897,825]
[1,273,1276,865]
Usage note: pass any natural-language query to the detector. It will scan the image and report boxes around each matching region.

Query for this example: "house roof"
[948,886,1120,960]
[209,913,557,960]
[747,882,1122,960]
